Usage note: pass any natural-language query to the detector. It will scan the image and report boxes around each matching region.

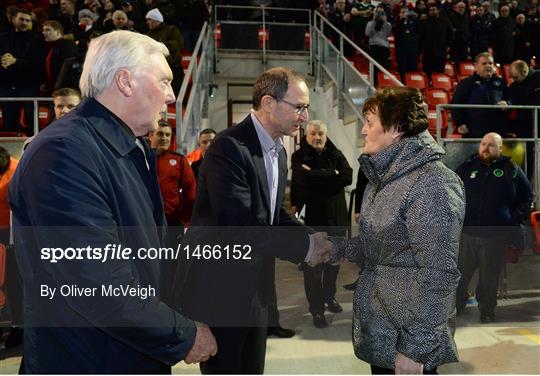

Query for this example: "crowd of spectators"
[0,0,210,134]
[317,0,539,80]
[1,0,539,136]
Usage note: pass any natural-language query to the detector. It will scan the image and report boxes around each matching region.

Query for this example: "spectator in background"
[149,119,196,230]
[52,87,81,120]
[350,0,375,50]
[0,9,45,135]
[121,0,145,32]
[508,60,540,179]
[191,128,216,181]
[470,5,492,58]
[145,8,184,95]
[104,10,131,32]
[455,132,533,323]
[448,1,470,63]
[56,0,78,36]
[41,20,78,95]
[415,0,428,20]
[509,0,523,20]
[21,88,82,152]
[513,13,536,63]
[481,1,496,23]
[290,120,352,329]
[0,146,22,349]
[177,0,210,52]
[148,119,196,302]
[451,52,510,138]
[394,6,419,78]
[490,5,516,65]
[31,7,49,33]
[419,4,453,79]
[327,0,353,56]
[0,6,17,33]
[365,5,392,73]
[74,8,99,51]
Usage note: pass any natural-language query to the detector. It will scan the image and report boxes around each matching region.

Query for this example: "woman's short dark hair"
[362,87,428,137]
[252,67,305,110]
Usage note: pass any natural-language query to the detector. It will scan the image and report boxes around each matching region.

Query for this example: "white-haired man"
[8,30,216,373]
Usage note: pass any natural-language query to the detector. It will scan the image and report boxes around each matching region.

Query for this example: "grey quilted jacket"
[331,131,465,370]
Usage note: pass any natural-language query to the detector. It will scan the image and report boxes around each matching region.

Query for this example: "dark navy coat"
[8,98,196,373]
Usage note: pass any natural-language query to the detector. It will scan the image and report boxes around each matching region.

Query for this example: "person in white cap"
[145,8,184,95]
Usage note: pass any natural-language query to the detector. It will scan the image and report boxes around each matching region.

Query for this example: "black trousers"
[200,326,268,374]
[422,55,446,81]
[456,232,507,315]
[302,262,340,315]
[371,364,438,374]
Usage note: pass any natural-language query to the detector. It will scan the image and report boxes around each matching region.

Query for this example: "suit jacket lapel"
[240,116,272,223]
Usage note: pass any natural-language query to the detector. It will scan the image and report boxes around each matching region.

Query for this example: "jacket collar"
[75,97,140,157]
[360,130,445,187]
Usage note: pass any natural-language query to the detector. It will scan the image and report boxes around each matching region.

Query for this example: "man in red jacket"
[148,120,196,230]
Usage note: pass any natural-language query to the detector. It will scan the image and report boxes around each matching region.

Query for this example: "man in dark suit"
[176,67,334,374]
[8,30,216,373]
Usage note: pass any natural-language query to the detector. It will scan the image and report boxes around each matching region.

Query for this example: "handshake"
[307,232,338,266]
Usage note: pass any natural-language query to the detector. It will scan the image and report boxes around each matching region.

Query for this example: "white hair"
[79,30,169,98]
[307,120,328,133]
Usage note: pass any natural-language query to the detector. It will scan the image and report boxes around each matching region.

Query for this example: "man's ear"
[260,95,275,113]
[115,68,133,97]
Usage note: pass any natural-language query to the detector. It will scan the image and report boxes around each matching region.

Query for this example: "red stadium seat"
[444,61,457,77]
[38,106,51,129]
[458,61,475,76]
[425,88,450,108]
[377,70,401,88]
[431,73,454,92]
[404,71,428,91]
[427,109,448,138]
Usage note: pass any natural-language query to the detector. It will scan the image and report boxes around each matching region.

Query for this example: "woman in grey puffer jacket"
[331,87,465,374]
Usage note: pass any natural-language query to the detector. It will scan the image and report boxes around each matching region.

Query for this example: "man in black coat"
[451,52,510,138]
[508,59,540,137]
[8,30,216,373]
[490,5,516,65]
[290,120,352,328]
[470,5,492,58]
[41,20,78,94]
[176,67,334,374]
[455,132,533,323]
[0,9,45,134]
[448,1,470,63]
[419,4,453,80]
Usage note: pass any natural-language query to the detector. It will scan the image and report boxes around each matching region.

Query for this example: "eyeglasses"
[275,97,309,116]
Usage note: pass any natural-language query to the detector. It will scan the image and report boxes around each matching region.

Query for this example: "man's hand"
[395,352,423,374]
[308,232,335,265]
[184,322,218,364]
[301,164,311,171]
[457,124,469,135]
[1,53,16,68]
[354,213,360,223]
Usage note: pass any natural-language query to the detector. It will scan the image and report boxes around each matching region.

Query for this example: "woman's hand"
[395,352,423,374]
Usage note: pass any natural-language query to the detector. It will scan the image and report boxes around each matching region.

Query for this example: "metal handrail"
[435,103,539,143]
[175,21,212,153]
[313,11,403,88]
[0,97,54,137]
[214,5,312,67]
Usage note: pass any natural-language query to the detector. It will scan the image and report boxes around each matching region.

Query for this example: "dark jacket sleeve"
[290,150,306,211]
[196,136,309,264]
[512,165,534,223]
[451,77,473,127]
